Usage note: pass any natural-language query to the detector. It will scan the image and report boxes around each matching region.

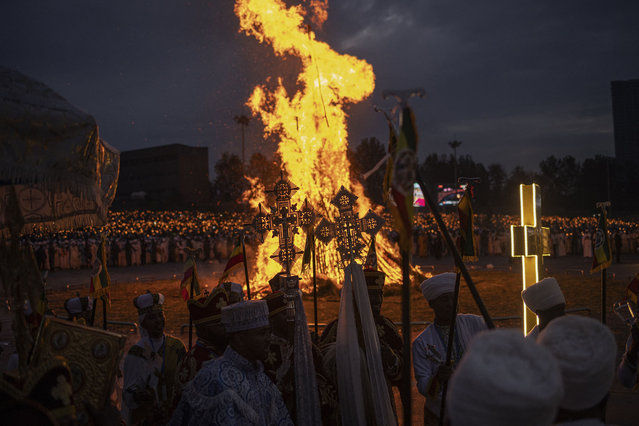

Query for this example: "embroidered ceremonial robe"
[173,339,224,406]
[170,346,293,426]
[412,314,486,419]
[122,335,186,425]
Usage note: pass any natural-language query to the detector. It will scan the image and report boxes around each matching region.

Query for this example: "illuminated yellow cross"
[510,183,551,334]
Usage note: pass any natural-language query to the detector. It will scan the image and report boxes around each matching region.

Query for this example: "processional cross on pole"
[315,185,384,265]
[510,183,551,334]
[250,172,315,275]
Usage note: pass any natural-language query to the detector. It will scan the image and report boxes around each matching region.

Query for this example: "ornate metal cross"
[315,185,384,265]
[250,173,315,274]
[510,183,551,334]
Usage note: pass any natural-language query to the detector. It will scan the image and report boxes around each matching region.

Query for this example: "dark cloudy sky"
[2,0,638,176]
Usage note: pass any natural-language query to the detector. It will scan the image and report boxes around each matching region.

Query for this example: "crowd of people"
[412,212,639,259]
[2,209,638,425]
[2,263,638,425]
[22,210,639,272]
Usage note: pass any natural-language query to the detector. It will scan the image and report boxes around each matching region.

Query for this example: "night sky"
[2,0,638,175]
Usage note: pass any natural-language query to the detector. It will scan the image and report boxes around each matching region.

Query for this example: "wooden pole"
[401,248,412,424]
[439,272,462,425]
[312,232,318,339]
[241,234,251,300]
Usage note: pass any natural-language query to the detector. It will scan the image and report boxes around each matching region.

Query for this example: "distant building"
[611,79,639,163]
[114,144,211,209]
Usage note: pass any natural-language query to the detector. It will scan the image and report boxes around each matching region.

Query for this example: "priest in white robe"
[412,273,486,425]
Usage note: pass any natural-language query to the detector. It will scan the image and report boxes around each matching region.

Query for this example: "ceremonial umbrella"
[0,67,119,375]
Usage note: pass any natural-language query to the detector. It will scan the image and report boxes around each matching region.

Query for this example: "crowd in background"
[23,210,639,271]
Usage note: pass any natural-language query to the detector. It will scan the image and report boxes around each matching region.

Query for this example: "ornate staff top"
[249,172,315,274]
[315,185,384,265]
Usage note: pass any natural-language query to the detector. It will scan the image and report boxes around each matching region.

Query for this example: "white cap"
[538,315,616,411]
[521,277,565,312]
[64,296,93,314]
[420,272,456,302]
[221,300,269,333]
[221,282,245,301]
[134,292,165,314]
[447,329,563,426]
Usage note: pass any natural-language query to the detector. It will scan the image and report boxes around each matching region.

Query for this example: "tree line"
[211,138,638,217]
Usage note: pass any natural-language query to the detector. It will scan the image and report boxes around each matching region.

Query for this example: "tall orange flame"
[236,0,402,289]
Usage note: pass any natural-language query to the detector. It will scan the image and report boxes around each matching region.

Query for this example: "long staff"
[416,172,494,328]
[439,179,477,424]
[241,233,251,300]
[312,231,318,338]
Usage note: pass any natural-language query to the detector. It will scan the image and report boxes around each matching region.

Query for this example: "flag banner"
[180,256,201,301]
[301,230,313,276]
[626,273,639,305]
[591,211,612,273]
[457,189,478,262]
[386,106,418,253]
[219,237,245,284]
[363,235,378,270]
[89,236,111,304]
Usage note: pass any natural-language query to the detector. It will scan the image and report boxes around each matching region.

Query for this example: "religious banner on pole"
[89,236,111,304]
[384,106,418,253]
[591,205,612,273]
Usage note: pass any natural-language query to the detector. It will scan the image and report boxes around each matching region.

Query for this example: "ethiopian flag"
[89,236,111,304]
[386,106,418,253]
[180,256,201,301]
[219,237,244,284]
[457,189,478,262]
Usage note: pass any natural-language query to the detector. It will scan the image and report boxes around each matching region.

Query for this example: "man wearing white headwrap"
[412,272,486,425]
[539,315,617,425]
[171,300,293,426]
[122,292,186,425]
[220,281,245,304]
[521,277,566,339]
[447,329,564,426]
[63,295,93,325]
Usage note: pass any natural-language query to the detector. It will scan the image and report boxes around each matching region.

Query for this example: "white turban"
[64,296,93,314]
[447,329,563,426]
[221,282,245,301]
[134,292,165,327]
[538,315,616,411]
[221,300,269,333]
[521,277,565,312]
[420,272,456,302]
